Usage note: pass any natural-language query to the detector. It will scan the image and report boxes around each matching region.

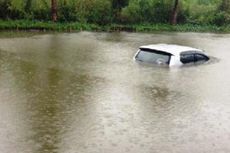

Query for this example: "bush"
[33,8,50,21]
[74,0,112,24]
[212,11,230,26]
[121,0,171,24]
[58,4,79,22]
[121,0,141,23]
[0,0,24,19]
[87,0,112,25]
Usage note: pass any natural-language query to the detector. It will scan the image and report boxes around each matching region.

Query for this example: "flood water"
[0,31,230,153]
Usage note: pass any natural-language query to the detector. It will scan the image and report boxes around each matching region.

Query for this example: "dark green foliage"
[153,0,171,23]
[87,0,112,25]
[212,0,230,26]
[112,0,128,9]
[112,0,129,22]
[58,4,78,22]
[24,0,32,13]
[121,0,171,24]
[0,0,11,19]
[33,8,50,21]
[177,7,189,23]
[0,0,230,27]
[219,0,230,12]
[0,0,24,19]
[212,11,230,26]
[183,0,230,26]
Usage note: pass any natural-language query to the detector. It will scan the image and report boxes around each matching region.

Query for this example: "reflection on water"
[0,32,230,153]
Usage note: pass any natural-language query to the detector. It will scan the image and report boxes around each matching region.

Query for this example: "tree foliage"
[0,0,230,26]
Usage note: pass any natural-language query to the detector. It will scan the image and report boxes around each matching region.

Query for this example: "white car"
[134,44,209,67]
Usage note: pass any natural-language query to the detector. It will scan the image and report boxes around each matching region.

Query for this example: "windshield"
[135,49,171,65]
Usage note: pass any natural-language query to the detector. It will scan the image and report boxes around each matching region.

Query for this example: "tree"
[112,0,129,22]
[171,0,179,25]
[25,0,32,13]
[51,0,57,21]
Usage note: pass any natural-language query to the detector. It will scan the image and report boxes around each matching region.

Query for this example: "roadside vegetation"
[0,0,230,32]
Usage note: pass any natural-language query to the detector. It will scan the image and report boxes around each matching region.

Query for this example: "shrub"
[121,0,171,24]
[87,0,112,25]
[0,0,24,19]
[33,8,50,20]
[58,4,79,22]
[212,11,230,26]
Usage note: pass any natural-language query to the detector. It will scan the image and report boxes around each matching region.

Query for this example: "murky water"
[0,31,230,153]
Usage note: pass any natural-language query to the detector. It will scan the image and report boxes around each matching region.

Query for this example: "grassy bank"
[0,20,230,33]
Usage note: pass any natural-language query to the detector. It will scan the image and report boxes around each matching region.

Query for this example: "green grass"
[0,20,101,31]
[1,20,230,33]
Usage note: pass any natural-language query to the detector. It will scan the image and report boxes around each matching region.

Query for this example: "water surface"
[0,31,230,153]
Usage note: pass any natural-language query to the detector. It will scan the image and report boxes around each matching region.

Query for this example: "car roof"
[139,44,203,55]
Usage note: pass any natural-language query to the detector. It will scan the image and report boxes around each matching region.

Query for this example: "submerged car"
[134,44,209,67]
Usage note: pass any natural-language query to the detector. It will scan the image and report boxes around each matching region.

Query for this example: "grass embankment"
[1,20,230,32]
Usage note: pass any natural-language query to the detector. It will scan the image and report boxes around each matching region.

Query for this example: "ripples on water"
[0,32,230,153]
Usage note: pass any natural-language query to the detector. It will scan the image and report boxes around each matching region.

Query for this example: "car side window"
[136,49,171,65]
[195,53,209,62]
[180,52,195,64]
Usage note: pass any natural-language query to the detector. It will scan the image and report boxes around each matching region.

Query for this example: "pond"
[0,31,230,153]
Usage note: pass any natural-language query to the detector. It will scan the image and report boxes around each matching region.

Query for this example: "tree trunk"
[51,0,57,21]
[171,0,179,25]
